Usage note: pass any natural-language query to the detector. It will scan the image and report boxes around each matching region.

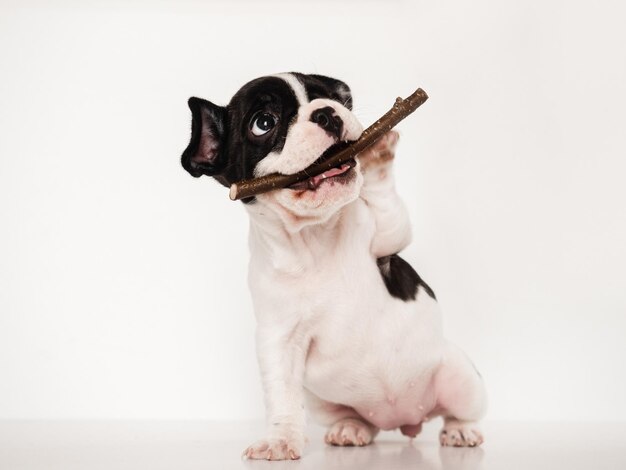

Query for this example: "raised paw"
[357,130,399,174]
[324,418,375,447]
[242,437,303,461]
[439,420,484,447]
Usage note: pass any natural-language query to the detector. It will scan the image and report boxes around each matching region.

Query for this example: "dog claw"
[325,418,374,447]
[440,423,484,447]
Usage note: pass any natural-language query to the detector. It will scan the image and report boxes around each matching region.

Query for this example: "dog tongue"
[311,165,350,186]
[290,164,351,190]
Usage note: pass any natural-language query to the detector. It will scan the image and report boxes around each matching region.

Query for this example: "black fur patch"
[377,254,436,302]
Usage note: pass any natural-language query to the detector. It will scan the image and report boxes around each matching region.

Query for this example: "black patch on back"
[377,254,436,302]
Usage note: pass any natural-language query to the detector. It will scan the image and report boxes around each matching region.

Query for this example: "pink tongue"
[310,164,350,187]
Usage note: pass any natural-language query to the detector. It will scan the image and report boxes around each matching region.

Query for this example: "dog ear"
[181,97,227,177]
[310,74,353,110]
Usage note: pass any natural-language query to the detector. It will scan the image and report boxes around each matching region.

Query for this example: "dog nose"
[310,106,343,139]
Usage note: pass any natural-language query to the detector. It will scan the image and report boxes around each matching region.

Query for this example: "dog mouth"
[287,140,358,191]
[287,158,356,191]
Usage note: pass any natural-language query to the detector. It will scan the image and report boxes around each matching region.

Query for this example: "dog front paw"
[439,420,484,447]
[242,434,304,461]
[358,130,399,177]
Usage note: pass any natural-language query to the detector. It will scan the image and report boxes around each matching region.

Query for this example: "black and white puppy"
[181,73,486,460]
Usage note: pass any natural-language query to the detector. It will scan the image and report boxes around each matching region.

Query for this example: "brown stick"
[229,87,428,201]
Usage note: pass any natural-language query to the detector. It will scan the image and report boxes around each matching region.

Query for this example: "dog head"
[181,73,364,227]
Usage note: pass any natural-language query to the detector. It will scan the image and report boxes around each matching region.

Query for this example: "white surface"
[1,0,626,422]
[1,421,625,470]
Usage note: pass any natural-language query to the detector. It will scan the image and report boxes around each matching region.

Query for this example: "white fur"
[241,75,487,460]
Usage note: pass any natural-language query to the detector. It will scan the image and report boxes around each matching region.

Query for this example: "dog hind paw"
[325,418,375,446]
[439,420,484,447]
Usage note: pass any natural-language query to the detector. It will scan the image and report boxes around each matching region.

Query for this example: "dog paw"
[439,421,484,447]
[325,418,375,446]
[358,130,399,175]
[242,436,303,460]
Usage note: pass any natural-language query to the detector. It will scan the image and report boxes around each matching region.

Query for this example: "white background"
[1,0,625,423]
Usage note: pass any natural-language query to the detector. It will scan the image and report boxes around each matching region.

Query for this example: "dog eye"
[250,112,277,136]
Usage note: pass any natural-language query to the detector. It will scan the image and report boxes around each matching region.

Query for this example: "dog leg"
[358,131,412,258]
[243,324,309,460]
[432,342,487,447]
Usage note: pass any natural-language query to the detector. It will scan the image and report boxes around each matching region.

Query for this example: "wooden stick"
[229,87,428,201]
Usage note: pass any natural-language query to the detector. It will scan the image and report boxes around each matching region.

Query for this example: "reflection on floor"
[1,420,624,470]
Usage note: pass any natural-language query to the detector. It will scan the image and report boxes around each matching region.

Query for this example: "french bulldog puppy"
[181,73,487,460]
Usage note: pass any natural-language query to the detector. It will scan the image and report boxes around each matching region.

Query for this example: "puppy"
[181,73,487,460]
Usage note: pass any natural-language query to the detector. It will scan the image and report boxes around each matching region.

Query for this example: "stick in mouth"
[229,87,428,201]
[287,160,356,191]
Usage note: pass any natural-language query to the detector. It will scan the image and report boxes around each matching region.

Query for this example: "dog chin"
[258,162,364,227]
